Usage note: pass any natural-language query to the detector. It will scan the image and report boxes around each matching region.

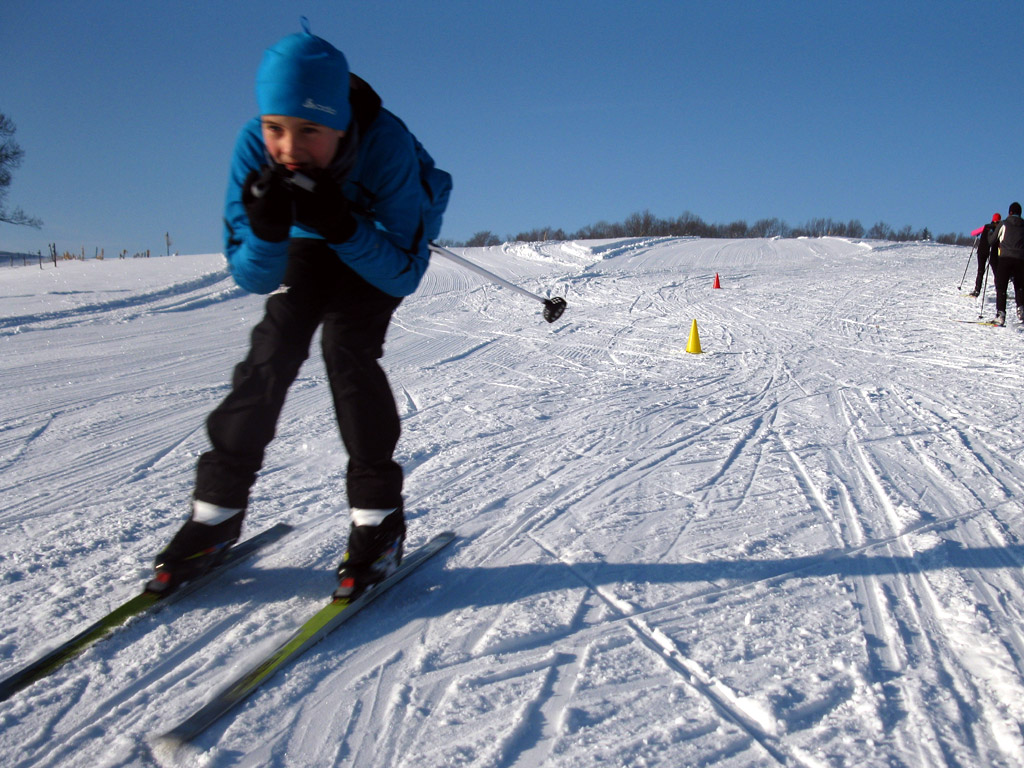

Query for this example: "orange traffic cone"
[686,319,703,354]
[713,273,721,289]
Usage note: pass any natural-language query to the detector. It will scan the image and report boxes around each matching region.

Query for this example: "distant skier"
[968,213,1001,297]
[987,202,1024,326]
[150,20,450,599]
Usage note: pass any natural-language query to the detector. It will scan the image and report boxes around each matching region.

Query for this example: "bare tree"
[465,230,502,247]
[623,210,658,237]
[750,218,790,238]
[866,221,891,240]
[0,113,42,228]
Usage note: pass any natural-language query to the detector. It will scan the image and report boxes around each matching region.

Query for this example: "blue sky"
[2,1,1022,256]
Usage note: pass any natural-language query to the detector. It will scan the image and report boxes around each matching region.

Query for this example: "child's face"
[260,115,345,172]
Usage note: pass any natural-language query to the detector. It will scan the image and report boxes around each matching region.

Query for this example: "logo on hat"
[302,98,337,115]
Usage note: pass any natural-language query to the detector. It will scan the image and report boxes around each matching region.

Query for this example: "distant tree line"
[448,210,974,248]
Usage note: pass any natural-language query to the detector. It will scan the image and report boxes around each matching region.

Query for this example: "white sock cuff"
[192,500,244,525]
[350,507,397,527]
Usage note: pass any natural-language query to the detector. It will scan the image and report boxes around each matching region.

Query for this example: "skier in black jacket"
[987,202,1024,325]
[969,213,1001,296]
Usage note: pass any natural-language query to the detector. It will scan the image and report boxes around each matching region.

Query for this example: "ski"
[0,522,292,702]
[156,530,456,748]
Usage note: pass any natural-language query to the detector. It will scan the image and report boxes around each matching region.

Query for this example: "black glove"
[242,166,293,243]
[292,171,357,244]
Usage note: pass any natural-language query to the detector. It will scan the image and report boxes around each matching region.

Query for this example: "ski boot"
[334,507,406,601]
[148,502,244,595]
[995,311,1007,327]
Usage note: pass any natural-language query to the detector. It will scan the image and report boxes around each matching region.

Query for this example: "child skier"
[150,20,450,599]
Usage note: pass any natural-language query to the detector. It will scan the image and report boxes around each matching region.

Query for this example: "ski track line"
[0,394,213,528]
[887,554,990,766]
[373,646,441,768]
[834,388,953,765]
[172,534,453,766]
[685,356,785,496]
[125,422,209,484]
[819,390,908,696]
[773,399,912,722]
[346,648,408,768]
[499,370,789,540]
[10,607,250,768]
[222,572,465,767]
[623,506,1005,652]
[0,270,237,333]
[896,394,1024,682]
[913,408,1021,509]
[874,385,1024,761]
[496,598,598,767]
[383,626,456,766]
[775,427,845,552]
[0,412,61,484]
[484,651,580,768]
[404,642,594,768]
[526,534,805,767]
[404,650,566,768]
[363,553,603,766]
[6,675,92,767]
[836,387,1023,765]
[458,395,701,562]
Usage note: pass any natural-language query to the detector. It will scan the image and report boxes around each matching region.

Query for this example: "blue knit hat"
[255,18,351,130]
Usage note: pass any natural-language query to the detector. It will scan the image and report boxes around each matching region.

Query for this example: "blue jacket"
[223,76,431,297]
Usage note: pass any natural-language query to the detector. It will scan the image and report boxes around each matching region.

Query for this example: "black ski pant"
[993,255,1024,316]
[974,250,994,294]
[195,239,404,512]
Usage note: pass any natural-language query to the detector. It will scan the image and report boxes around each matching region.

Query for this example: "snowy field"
[1,237,1024,767]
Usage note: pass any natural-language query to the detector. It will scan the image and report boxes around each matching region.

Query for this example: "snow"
[2,237,1024,767]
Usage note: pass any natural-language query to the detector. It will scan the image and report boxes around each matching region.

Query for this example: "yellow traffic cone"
[686,319,703,354]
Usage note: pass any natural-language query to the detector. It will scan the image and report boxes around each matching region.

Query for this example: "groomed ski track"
[1,237,1024,766]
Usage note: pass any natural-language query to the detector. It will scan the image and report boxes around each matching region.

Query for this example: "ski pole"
[958,237,978,291]
[428,243,567,323]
